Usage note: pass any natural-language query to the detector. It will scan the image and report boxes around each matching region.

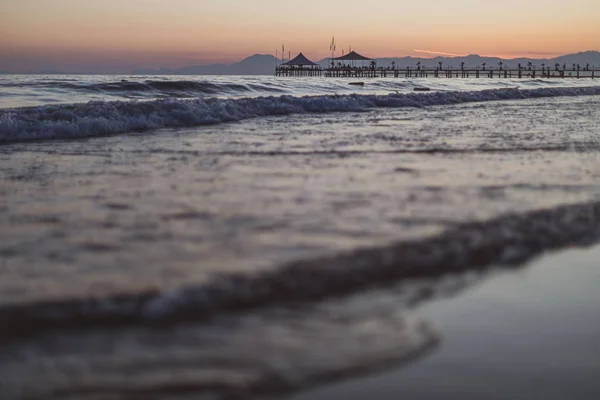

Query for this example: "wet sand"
[289,245,600,400]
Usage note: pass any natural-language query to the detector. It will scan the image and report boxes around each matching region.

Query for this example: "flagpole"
[329,36,336,69]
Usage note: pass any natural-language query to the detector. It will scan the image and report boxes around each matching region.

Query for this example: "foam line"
[1,200,599,343]
[2,86,600,144]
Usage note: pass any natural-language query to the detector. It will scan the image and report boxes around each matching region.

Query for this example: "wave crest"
[0,79,285,96]
[2,200,599,343]
[1,86,600,143]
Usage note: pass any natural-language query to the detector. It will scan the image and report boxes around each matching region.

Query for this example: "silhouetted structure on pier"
[275,53,322,77]
[326,51,379,77]
[276,51,596,79]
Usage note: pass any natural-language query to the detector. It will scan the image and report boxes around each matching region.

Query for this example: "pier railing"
[274,66,322,77]
[276,65,596,79]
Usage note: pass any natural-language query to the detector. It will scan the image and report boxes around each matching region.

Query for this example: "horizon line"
[2,50,597,74]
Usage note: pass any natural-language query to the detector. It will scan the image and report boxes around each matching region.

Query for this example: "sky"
[1,0,599,73]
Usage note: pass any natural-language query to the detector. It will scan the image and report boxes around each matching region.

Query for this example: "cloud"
[414,49,464,57]
[506,51,562,57]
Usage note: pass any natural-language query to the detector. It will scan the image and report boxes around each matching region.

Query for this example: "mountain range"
[132,51,600,75]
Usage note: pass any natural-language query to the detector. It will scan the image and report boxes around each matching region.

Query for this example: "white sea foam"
[2,86,600,143]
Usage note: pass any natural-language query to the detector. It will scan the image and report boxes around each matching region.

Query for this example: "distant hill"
[23,69,64,75]
[361,51,600,70]
[133,54,279,75]
[552,51,600,68]
[131,51,600,75]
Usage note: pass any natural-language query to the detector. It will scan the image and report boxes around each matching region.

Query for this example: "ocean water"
[1,75,600,398]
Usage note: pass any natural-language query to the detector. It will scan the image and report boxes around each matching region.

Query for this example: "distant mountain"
[7,51,599,75]
[133,54,279,75]
[131,51,600,75]
[552,51,600,67]
[23,69,64,75]
[319,51,600,70]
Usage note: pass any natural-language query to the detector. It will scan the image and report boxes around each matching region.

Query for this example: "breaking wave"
[1,86,600,144]
[0,79,286,97]
[2,200,599,343]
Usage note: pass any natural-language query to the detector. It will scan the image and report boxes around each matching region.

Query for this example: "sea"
[1,74,600,399]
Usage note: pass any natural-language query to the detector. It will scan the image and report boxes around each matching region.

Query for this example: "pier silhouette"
[276,52,596,79]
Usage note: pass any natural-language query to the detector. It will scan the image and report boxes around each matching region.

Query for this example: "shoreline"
[288,245,600,400]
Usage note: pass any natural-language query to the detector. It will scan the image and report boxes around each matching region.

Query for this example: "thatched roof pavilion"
[332,51,372,61]
[276,53,322,76]
[282,53,319,67]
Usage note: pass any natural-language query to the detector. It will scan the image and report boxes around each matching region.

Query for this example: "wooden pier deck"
[276,66,596,79]
[274,67,322,77]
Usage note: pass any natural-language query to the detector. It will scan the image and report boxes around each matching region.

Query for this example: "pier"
[275,52,323,77]
[276,51,596,79]
[318,66,596,79]
[275,66,322,77]
[320,66,596,79]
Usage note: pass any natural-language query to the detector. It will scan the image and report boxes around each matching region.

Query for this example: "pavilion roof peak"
[282,53,318,66]
[333,51,373,61]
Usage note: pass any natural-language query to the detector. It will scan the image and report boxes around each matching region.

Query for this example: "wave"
[2,200,599,343]
[1,86,600,143]
[0,79,286,97]
[1,292,439,399]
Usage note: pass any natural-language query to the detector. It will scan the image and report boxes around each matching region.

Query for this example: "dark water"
[1,76,600,398]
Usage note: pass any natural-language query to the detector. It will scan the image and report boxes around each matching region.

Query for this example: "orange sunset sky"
[1,0,599,72]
